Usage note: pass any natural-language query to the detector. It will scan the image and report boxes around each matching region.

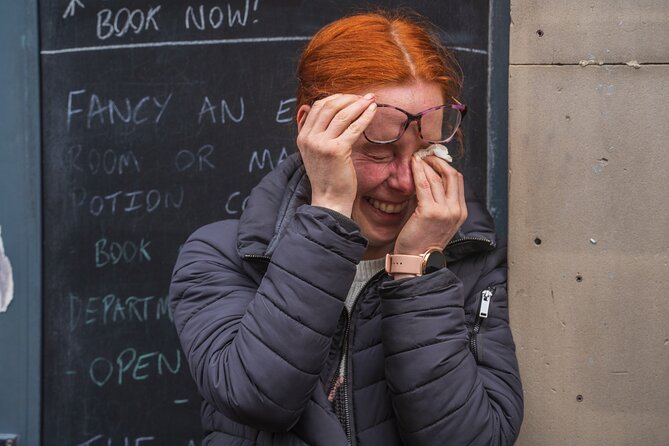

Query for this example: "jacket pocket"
[468,287,495,363]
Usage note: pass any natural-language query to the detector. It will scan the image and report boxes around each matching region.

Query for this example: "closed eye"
[367,153,392,162]
[362,148,394,162]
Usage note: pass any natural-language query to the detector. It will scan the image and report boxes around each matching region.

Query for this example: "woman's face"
[350,80,445,259]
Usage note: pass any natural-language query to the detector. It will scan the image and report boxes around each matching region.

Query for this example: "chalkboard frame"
[0,1,512,443]
[487,0,510,239]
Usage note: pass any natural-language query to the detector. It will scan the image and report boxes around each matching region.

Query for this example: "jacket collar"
[237,153,497,262]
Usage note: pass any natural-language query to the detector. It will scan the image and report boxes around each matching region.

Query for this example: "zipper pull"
[479,288,493,318]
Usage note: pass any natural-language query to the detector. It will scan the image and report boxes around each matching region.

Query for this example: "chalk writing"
[185,0,260,30]
[248,147,288,173]
[276,97,296,123]
[77,436,198,446]
[66,145,141,175]
[224,191,250,215]
[68,293,172,330]
[175,144,215,172]
[95,238,151,268]
[71,186,184,216]
[41,36,313,56]
[77,435,156,446]
[62,0,85,19]
[198,96,244,124]
[67,90,172,130]
[88,347,181,386]
[97,6,162,40]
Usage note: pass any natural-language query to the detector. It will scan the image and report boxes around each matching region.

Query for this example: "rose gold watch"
[385,247,447,277]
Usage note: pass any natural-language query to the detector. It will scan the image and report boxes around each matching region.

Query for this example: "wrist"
[385,248,447,277]
[310,198,353,218]
[312,206,359,233]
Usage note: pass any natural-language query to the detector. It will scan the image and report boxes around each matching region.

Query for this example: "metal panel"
[488,0,510,239]
[0,0,41,444]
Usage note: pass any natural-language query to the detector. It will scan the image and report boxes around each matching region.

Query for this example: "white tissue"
[0,225,14,312]
[414,144,453,163]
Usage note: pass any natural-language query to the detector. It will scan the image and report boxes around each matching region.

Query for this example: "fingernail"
[363,93,375,100]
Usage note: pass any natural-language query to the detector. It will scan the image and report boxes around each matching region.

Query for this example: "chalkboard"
[40,1,491,444]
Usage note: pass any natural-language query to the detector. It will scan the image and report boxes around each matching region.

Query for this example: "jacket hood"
[237,153,497,262]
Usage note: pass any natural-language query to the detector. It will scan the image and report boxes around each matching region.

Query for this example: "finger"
[423,156,460,202]
[442,162,461,210]
[411,156,438,207]
[423,156,461,201]
[421,154,455,179]
[420,157,447,204]
[336,101,378,144]
[422,156,467,226]
[325,93,376,138]
[308,94,367,134]
[457,171,468,225]
[299,94,343,135]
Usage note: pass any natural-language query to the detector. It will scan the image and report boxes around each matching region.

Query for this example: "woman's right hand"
[296,93,377,217]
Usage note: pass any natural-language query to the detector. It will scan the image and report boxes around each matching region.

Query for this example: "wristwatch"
[385,247,447,277]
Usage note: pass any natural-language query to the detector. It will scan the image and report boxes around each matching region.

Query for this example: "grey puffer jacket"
[170,153,523,445]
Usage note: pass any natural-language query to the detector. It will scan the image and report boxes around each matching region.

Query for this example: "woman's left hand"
[393,155,468,255]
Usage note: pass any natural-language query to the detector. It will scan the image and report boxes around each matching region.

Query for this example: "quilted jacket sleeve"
[379,245,523,445]
[169,206,366,432]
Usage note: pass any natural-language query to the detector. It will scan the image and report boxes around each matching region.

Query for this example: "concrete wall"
[508,2,669,445]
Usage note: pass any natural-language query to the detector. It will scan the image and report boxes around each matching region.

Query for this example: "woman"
[170,10,523,446]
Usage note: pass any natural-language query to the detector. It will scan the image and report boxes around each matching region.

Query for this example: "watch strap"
[385,253,423,276]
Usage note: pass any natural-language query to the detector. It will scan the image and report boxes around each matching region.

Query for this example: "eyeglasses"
[363,102,467,145]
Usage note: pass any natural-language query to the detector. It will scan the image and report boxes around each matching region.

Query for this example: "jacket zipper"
[446,235,494,249]
[470,287,494,362]
[247,251,370,444]
[247,249,499,435]
[329,270,385,446]
[342,311,353,445]
[242,254,271,262]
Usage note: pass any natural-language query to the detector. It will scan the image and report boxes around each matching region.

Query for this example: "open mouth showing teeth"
[366,197,409,214]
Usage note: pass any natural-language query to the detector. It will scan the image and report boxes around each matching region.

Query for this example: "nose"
[385,125,421,195]
[386,154,415,195]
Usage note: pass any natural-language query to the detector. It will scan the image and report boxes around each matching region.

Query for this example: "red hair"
[296,10,463,112]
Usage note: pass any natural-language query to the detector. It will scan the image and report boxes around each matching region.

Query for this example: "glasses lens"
[421,106,462,143]
[364,106,406,143]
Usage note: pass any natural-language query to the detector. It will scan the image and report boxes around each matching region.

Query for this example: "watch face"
[424,250,446,274]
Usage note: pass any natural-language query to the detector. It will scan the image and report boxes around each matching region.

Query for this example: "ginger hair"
[296,10,463,113]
